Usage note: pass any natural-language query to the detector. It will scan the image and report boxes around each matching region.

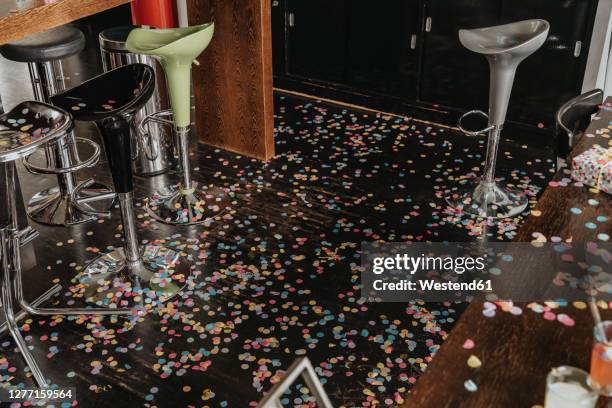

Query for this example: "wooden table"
[403,101,612,407]
[0,0,129,45]
[0,0,276,161]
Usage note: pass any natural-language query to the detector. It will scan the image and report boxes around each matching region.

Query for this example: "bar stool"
[446,19,550,218]
[0,101,134,388]
[126,23,229,225]
[0,26,115,226]
[556,89,604,168]
[99,25,177,177]
[50,63,193,306]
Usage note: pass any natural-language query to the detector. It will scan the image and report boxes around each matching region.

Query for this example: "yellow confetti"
[467,355,482,369]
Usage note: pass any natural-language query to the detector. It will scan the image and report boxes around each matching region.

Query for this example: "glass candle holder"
[591,320,612,396]
[545,366,598,408]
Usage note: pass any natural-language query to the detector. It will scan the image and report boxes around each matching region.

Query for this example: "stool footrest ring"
[457,110,495,137]
[22,137,101,174]
[71,178,117,218]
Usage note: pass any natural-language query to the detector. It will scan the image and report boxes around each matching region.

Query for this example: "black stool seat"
[51,63,155,195]
[0,26,85,63]
[50,63,155,122]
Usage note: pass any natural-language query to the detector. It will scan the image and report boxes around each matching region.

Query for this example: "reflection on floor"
[0,29,556,408]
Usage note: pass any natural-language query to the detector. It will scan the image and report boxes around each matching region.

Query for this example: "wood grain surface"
[403,101,612,407]
[0,0,130,45]
[187,0,275,160]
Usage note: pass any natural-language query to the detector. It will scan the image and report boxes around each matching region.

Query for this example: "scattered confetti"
[467,355,482,369]
[464,379,478,392]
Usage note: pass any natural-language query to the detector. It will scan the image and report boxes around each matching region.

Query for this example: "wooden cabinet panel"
[271,0,286,75]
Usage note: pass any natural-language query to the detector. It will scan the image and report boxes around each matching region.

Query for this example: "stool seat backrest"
[556,89,604,159]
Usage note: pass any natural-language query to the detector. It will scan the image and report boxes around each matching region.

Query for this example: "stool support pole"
[0,229,48,387]
[176,126,193,191]
[28,61,77,196]
[481,125,502,187]
[118,192,141,265]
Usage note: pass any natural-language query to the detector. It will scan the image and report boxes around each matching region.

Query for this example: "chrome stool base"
[81,244,192,307]
[446,180,528,219]
[27,180,115,225]
[145,182,228,225]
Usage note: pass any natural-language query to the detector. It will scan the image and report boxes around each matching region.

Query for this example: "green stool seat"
[126,23,228,225]
[126,23,213,128]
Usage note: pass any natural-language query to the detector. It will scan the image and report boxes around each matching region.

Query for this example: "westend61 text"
[372,279,493,292]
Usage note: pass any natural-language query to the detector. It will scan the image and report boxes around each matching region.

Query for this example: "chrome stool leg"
[143,117,230,226]
[0,284,61,336]
[82,116,193,306]
[1,230,48,387]
[0,160,134,387]
[0,162,39,245]
[24,60,115,226]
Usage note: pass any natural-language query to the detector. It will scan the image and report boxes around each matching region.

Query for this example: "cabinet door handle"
[574,41,582,57]
[410,34,417,49]
[288,12,295,27]
[425,17,432,32]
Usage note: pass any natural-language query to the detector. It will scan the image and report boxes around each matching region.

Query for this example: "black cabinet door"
[500,0,596,129]
[286,0,348,84]
[271,0,287,75]
[344,0,422,99]
[418,0,501,111]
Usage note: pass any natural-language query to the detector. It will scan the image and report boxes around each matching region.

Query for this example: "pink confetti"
[557,314,575,327]
[462,339,475,349]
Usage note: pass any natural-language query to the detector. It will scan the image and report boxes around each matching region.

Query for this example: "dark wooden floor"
[0,23,557,408]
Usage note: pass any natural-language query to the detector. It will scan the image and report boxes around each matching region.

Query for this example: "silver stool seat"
[447,19,549,218]
[0,102,134,388]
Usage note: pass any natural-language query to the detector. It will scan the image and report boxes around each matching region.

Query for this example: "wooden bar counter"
[187,0,275,160]
[403,101,612,407]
